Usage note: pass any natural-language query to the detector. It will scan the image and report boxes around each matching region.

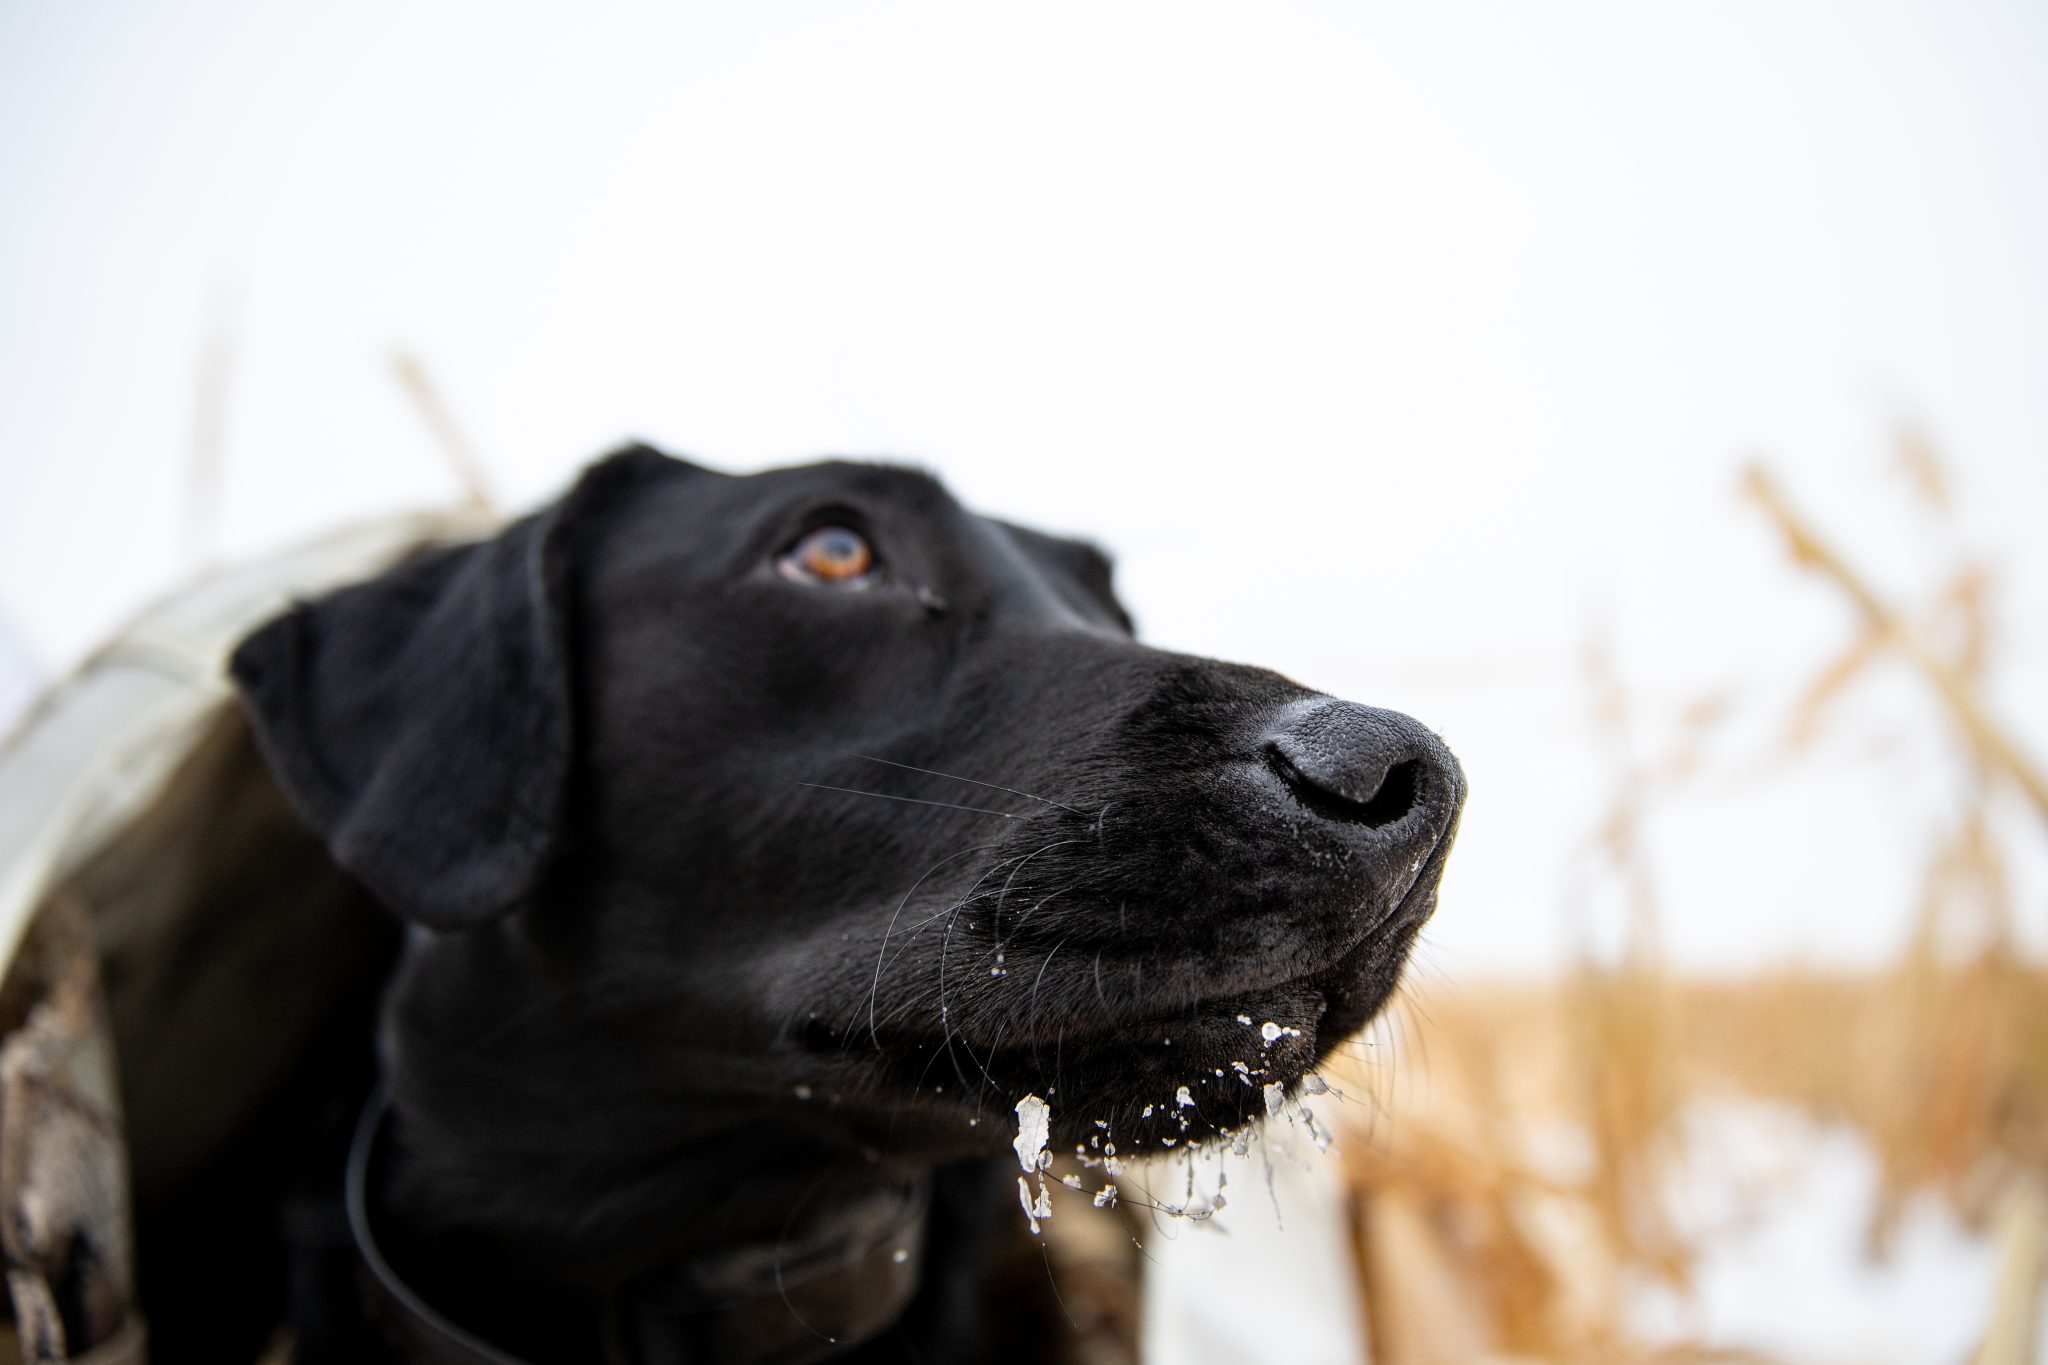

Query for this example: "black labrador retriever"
[221,445,1463,1363]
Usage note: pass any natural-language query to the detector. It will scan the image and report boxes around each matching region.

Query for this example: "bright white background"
[3,1,2045,975]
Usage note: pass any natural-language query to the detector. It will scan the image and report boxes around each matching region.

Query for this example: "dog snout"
[1262,699,1462,843]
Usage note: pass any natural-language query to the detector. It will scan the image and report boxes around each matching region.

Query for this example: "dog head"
[233,446,1462,1254]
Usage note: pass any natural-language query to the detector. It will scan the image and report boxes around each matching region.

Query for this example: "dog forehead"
[644,457,969,537]
[751,458,959,511]
[575,457,954,573]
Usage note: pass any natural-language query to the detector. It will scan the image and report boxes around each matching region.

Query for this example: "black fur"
[227,446,1465,1363]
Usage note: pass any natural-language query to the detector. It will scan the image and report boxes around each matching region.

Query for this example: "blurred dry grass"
[1331,435,2048,1364]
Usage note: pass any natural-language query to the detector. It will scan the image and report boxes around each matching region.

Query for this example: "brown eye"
[779,525,876,586]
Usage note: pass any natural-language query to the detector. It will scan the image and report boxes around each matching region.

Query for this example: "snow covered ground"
[1142,1142,1367,1365]
[1635,1099,2022,1365]
[1141,1097,2034,1364]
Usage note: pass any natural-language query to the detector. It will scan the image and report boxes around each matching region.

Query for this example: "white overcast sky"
[3,1,2045,974]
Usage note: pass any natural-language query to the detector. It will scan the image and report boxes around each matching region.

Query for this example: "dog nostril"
[1263,700,1449,833]
[1268,746,1421,830]
[1351,759,1420,828]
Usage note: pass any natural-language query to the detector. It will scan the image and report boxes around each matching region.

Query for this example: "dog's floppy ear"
[230,444,678,929]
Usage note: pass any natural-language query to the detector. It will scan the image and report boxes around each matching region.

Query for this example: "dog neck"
[350,1090,931,1364]
[361,927,941,1362]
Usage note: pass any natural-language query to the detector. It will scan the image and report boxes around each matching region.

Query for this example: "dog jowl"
[230,446,1465,1363]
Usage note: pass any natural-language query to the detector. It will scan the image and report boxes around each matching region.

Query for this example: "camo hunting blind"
[0,509,493,1364]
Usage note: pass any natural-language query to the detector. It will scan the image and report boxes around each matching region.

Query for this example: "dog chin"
[867,952,1402,1160]
[1039,988,1330,1150]
[1039,881,1433,1151]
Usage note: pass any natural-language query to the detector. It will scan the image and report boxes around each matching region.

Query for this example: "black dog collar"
[345,1093,931,1364]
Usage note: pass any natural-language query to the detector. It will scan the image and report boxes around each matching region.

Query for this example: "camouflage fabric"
[0,511,490,1363]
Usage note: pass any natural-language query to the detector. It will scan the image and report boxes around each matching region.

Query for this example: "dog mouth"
[1011,882,1436,1152]
[830,816,1455,1154]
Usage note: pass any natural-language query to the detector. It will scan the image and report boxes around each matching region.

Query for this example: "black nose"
[1262,700,1460,836]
